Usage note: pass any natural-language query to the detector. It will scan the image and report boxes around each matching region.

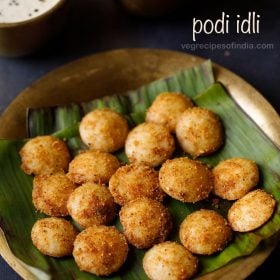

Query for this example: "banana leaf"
[27,60,214,137]
[1,61,280,279]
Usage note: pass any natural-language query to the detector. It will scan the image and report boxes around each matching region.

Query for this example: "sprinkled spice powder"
[0,0,60,23]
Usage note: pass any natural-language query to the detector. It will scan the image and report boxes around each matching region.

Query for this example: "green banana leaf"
[1,61,280,280]
[27,60,214,136]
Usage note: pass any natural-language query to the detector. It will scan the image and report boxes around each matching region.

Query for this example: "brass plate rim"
[0,48,279,280]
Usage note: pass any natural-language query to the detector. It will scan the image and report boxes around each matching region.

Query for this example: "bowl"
[0,0,68,57]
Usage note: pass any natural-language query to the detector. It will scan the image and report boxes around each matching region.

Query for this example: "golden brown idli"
[119,198,172,249]
[213,158,259,200]
[67,150,120,185]
[32,172,75,216]
[228,189,276,232]
[31,217,77,257]
[79,108,129,152]
[20,135,71,175]
[146,92,193,132]
[67,183,117,228]
[143,241,198,280]
[73,225,128,276]
[109,163,165,206]
[159,157,213,203]
[179,209,232,255]
[125,122,175,167]
[176,107,224,158]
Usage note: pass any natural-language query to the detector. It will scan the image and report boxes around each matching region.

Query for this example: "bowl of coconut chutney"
[0,0,67,56]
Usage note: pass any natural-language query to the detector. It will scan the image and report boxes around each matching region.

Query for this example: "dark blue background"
[0,0,279,279]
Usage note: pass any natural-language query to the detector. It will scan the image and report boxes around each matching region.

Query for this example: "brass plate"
[0,49,279,280]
